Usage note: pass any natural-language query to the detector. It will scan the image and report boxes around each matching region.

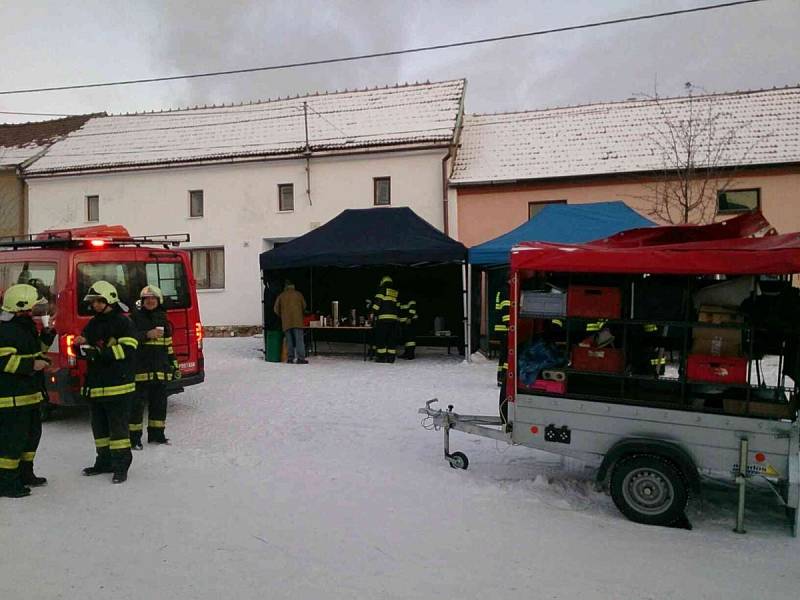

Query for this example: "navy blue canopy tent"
[468,201,655,266]
[259,207,470,357]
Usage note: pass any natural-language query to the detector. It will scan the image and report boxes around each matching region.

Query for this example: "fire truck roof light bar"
[0,232,191,250]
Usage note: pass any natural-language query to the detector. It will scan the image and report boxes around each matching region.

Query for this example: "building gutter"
[23,142,453,179]
[448,161,800,189]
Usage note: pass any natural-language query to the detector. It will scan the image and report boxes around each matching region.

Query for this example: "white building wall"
[26,149,448,327]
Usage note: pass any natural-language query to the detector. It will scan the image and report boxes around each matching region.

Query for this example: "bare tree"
[640,83,754,225]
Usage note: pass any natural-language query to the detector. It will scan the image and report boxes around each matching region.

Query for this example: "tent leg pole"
[467,263,472,362]
[462,262,470,362]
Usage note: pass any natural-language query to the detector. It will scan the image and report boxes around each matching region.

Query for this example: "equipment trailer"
[420,214,800,535]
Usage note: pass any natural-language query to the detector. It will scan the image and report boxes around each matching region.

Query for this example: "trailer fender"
[596,438,701,494]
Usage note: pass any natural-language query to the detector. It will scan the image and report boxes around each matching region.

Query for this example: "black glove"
[79,346,100,361]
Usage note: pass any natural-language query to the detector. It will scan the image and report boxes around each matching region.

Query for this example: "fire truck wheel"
[610,454,688,527]
[448,452,469,470]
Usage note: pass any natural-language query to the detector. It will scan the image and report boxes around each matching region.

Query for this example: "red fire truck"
[0,225,205,415]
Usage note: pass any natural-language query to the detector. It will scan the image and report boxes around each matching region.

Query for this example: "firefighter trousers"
[22,405,42,467]
[90,396,132,474]
[0,409,31,493]
[374,320,399,362]
[497,335,508,385]
[130,383,168,443]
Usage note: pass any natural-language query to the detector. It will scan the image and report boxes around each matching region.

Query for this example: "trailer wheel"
[448,452,469,470]
[610,455,688,527]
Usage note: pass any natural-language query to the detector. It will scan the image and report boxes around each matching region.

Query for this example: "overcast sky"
[1,0,798,123]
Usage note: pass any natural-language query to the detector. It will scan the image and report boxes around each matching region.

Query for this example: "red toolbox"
[567,285,622,318]
[687,354,747,384]
[571,345,624,373]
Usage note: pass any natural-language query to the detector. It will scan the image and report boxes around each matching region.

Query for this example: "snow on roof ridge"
[467,83,800,120]
[106,78,464,118]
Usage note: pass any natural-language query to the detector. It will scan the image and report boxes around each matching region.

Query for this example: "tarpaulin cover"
[587,211,772,248]
[259,207,466,270]
[511,213,800,275]
[468,202,654,266]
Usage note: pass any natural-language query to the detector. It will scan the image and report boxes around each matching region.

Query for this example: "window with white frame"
[86,195,99,222]
[188,247,225,289]
[374,177,391,206]
[189,190,204,217]
[278,184,294,212]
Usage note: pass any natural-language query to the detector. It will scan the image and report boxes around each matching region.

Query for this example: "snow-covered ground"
[2,338,798,599]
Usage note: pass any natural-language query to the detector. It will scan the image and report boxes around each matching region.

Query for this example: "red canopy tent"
[511,213,800,276]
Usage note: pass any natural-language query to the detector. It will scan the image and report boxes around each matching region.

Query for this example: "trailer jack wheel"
[447,452,469,470]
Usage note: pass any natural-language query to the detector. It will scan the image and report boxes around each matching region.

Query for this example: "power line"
[0,0,766,96]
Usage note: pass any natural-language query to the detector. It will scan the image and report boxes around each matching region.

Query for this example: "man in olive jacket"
[274,281,307,364]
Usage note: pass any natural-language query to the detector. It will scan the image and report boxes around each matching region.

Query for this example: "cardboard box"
[697,305,744,325]
[691,327,742,357]
[693,305,744,357]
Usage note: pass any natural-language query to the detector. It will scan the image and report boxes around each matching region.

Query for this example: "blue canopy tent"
[469,201,655,266]
[468,202,655,354]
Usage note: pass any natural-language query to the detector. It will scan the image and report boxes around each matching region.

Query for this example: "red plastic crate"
[687,355,747,384]
[567,285,622,319]
[571,345,624,373]
[520,379,566,394]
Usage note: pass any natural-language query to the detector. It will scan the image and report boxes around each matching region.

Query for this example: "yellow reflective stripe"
[95,437,110,448]
[375,294,386,301]
[135,372,168,382]
[499,300,511,308]
[0,457,20,469]
[144,338,173,347]
[644,324,658,333]
[88,383,136,398]
[387,348,396,354]
[111,345,126,360]
[21,452,35,462]
[501,315,510,322]
[0,347,16,357]
[4,355,21,373]
[494,325,508,332]
[377,314,398,320]
[167,346,175,355]
[386,288,398,299]
[118,337,139,349]
[650,357,667,365]
[148,419,165,428]
[129,423,143,432]
[552,319,564,327]
[0,392,43,408]
[405,341,416,347]
[109,439,131,450]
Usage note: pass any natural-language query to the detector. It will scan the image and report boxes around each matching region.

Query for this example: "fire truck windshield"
[77,261,190,315]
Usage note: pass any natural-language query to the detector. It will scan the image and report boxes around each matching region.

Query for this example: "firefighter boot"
[148,428,170,445]
[19,462,47,487]
[402,347,415,360]
[82,452,113,476]
[0,482,31,498]
[111,450,132,484]
[130,431,143,451]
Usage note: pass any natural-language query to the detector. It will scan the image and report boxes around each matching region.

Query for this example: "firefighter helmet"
[1,284,45,313]
[83,280,120,305]
[140,285,164,304]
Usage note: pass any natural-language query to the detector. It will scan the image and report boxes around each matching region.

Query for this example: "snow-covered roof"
[25,80,465,175]
[450,86,800,185]
[0,114,96,168]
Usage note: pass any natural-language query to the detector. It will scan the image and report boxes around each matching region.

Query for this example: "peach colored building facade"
[455,167,800,247]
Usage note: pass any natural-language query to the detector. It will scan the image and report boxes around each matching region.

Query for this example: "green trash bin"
[265,330,283,362]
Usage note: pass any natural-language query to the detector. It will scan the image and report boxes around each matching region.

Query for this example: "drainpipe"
[442,151,451,236]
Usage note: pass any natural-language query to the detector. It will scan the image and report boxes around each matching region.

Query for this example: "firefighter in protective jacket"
[0,285,51,498]
[495,287,511,424]
[399,298,419,360]
[371,275,400,363]
[129,285,179,448]
[74,280,138,484]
